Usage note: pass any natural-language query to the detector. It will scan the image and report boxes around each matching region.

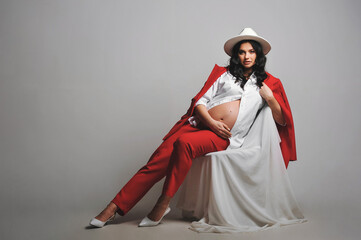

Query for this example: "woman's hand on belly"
[208,120,232,139]
[194,104,232,139]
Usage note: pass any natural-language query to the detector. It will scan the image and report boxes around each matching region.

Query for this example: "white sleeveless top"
[188,71,265,149]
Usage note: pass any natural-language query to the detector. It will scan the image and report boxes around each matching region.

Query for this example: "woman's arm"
[259,82,286,126]
[266,97,286,126]
[194,105,232,139]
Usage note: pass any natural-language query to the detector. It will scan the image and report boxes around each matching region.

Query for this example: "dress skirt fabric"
[176,106,307,233]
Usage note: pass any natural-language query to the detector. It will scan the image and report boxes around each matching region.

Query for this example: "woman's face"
[238,42,257,70]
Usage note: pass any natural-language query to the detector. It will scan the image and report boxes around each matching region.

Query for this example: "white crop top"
[188,71,266,149]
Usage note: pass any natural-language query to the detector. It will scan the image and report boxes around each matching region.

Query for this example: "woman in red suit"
[89,27,296,228]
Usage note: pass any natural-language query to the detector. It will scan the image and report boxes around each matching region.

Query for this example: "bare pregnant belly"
[208,100,241,130]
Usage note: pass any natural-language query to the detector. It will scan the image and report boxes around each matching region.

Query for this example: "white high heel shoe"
[89,213,116,228]
[138,207,171,227]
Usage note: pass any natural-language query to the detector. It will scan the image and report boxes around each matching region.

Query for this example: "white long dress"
[176,106,307,233]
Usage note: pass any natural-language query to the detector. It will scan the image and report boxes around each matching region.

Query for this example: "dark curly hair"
[226,40,268,89]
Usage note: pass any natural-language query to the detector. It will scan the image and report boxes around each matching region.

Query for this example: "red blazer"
[162,64,297,168]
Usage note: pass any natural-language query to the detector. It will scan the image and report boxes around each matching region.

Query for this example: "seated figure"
[89,27,306,232]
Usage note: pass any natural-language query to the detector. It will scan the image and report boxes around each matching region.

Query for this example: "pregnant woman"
[89,27,296,228]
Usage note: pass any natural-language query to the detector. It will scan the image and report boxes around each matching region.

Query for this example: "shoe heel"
[138,207,171,227]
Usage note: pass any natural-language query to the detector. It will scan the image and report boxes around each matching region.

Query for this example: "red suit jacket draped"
[162,64,297,168]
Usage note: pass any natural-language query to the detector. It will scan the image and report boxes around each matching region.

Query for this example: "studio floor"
[2,199,360,240]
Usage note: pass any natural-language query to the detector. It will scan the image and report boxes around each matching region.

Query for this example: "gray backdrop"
[1,0,360,239]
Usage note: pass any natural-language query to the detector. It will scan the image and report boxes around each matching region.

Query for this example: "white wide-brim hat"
[224,28,271,56]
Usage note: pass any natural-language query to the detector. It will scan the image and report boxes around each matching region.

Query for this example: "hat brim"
[224,35,271,56]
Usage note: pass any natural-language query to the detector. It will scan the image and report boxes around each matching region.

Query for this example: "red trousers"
[111,123,229,216]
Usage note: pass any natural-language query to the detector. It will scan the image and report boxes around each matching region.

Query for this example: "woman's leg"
[163,129,230,197]
[93,124,198,221]
[110,142,173,216]
[147,129,229,221]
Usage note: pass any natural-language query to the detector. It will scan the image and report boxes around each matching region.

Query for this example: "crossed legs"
[93,124,229,223]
